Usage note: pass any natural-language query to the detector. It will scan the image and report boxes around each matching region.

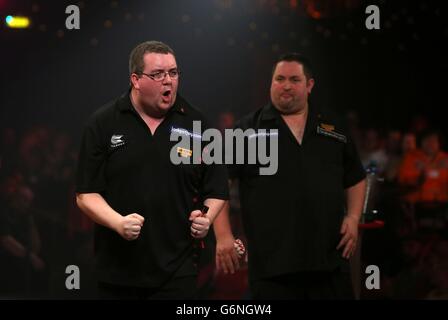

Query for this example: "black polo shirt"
[228,102,365,281]
[76,91,229,288]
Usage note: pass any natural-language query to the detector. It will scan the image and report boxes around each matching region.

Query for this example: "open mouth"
[161,89,172,102]
[162,89,172,102]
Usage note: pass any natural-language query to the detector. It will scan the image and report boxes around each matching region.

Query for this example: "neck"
[281,108,308,145]
[281,103,308,121]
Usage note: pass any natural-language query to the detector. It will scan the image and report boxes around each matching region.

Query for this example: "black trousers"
[250,269,354,300]
[98,275,197,300]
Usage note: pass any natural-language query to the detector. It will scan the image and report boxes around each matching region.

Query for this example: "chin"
[276,104,294,114]
[156,105,171,115]
[161,96,176,109]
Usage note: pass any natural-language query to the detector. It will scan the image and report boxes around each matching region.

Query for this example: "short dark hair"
[272,53,314,80]
[129,41,175,76]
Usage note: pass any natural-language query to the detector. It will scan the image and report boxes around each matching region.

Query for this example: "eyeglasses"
[139,69,180,82]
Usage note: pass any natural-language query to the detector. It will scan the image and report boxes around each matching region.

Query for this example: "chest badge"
[320,123,335,131]
[110,134,125,148]
[177,147,193,158]
[317,123,347,143]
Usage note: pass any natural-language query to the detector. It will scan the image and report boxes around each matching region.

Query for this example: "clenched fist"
[189,210,211,239]
[115,213,145,241]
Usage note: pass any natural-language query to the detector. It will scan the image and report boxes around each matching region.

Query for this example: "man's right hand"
[216,235,240,274]
[114,213,145,241]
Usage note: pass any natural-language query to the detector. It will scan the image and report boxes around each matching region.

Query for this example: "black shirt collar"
[260,101,322,142]
[260,102,279,121]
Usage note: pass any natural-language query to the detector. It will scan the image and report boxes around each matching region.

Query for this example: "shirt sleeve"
[75,118,108,193]
[199,120,229,200]
[200,162,229,200]
[342,131,366,188]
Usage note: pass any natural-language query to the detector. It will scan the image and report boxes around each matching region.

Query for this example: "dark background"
[1,0,447,136]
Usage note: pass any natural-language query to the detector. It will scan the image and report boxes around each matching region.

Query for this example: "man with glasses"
[76,41,228,299]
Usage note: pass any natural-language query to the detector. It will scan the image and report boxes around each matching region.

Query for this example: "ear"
[130,73,140,89]
[307,78,315,94]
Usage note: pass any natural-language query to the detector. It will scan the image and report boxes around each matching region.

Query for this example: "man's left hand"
[189,210,211,239]
[337,215,359,259]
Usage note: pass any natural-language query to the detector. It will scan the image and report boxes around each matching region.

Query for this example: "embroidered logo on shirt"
[320,123,335,132]
[177,147,193,158]
[170,127,202,140]
[248,131,279,140]
[110,134,125,148]
[317,125,347,143]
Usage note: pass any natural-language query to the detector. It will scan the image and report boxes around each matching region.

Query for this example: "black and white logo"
[110,134,125,148]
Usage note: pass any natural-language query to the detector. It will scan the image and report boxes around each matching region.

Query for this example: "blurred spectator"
[402,132,417,154]
[383,129,403,182]
[217,111,236,133]
[43,132,75,182]
[398,130,448,231]
[425,240,448,299]
[409,115,429,136]
[17,126,49,186]
[385,235,432,299]
[0,175,47,298]
[345,110,363,150]
[360,128,388,174]
[0,128,18,175]
[395,132,418,234]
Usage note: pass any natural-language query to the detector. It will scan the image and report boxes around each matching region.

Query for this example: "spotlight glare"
[5,15,31,28]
